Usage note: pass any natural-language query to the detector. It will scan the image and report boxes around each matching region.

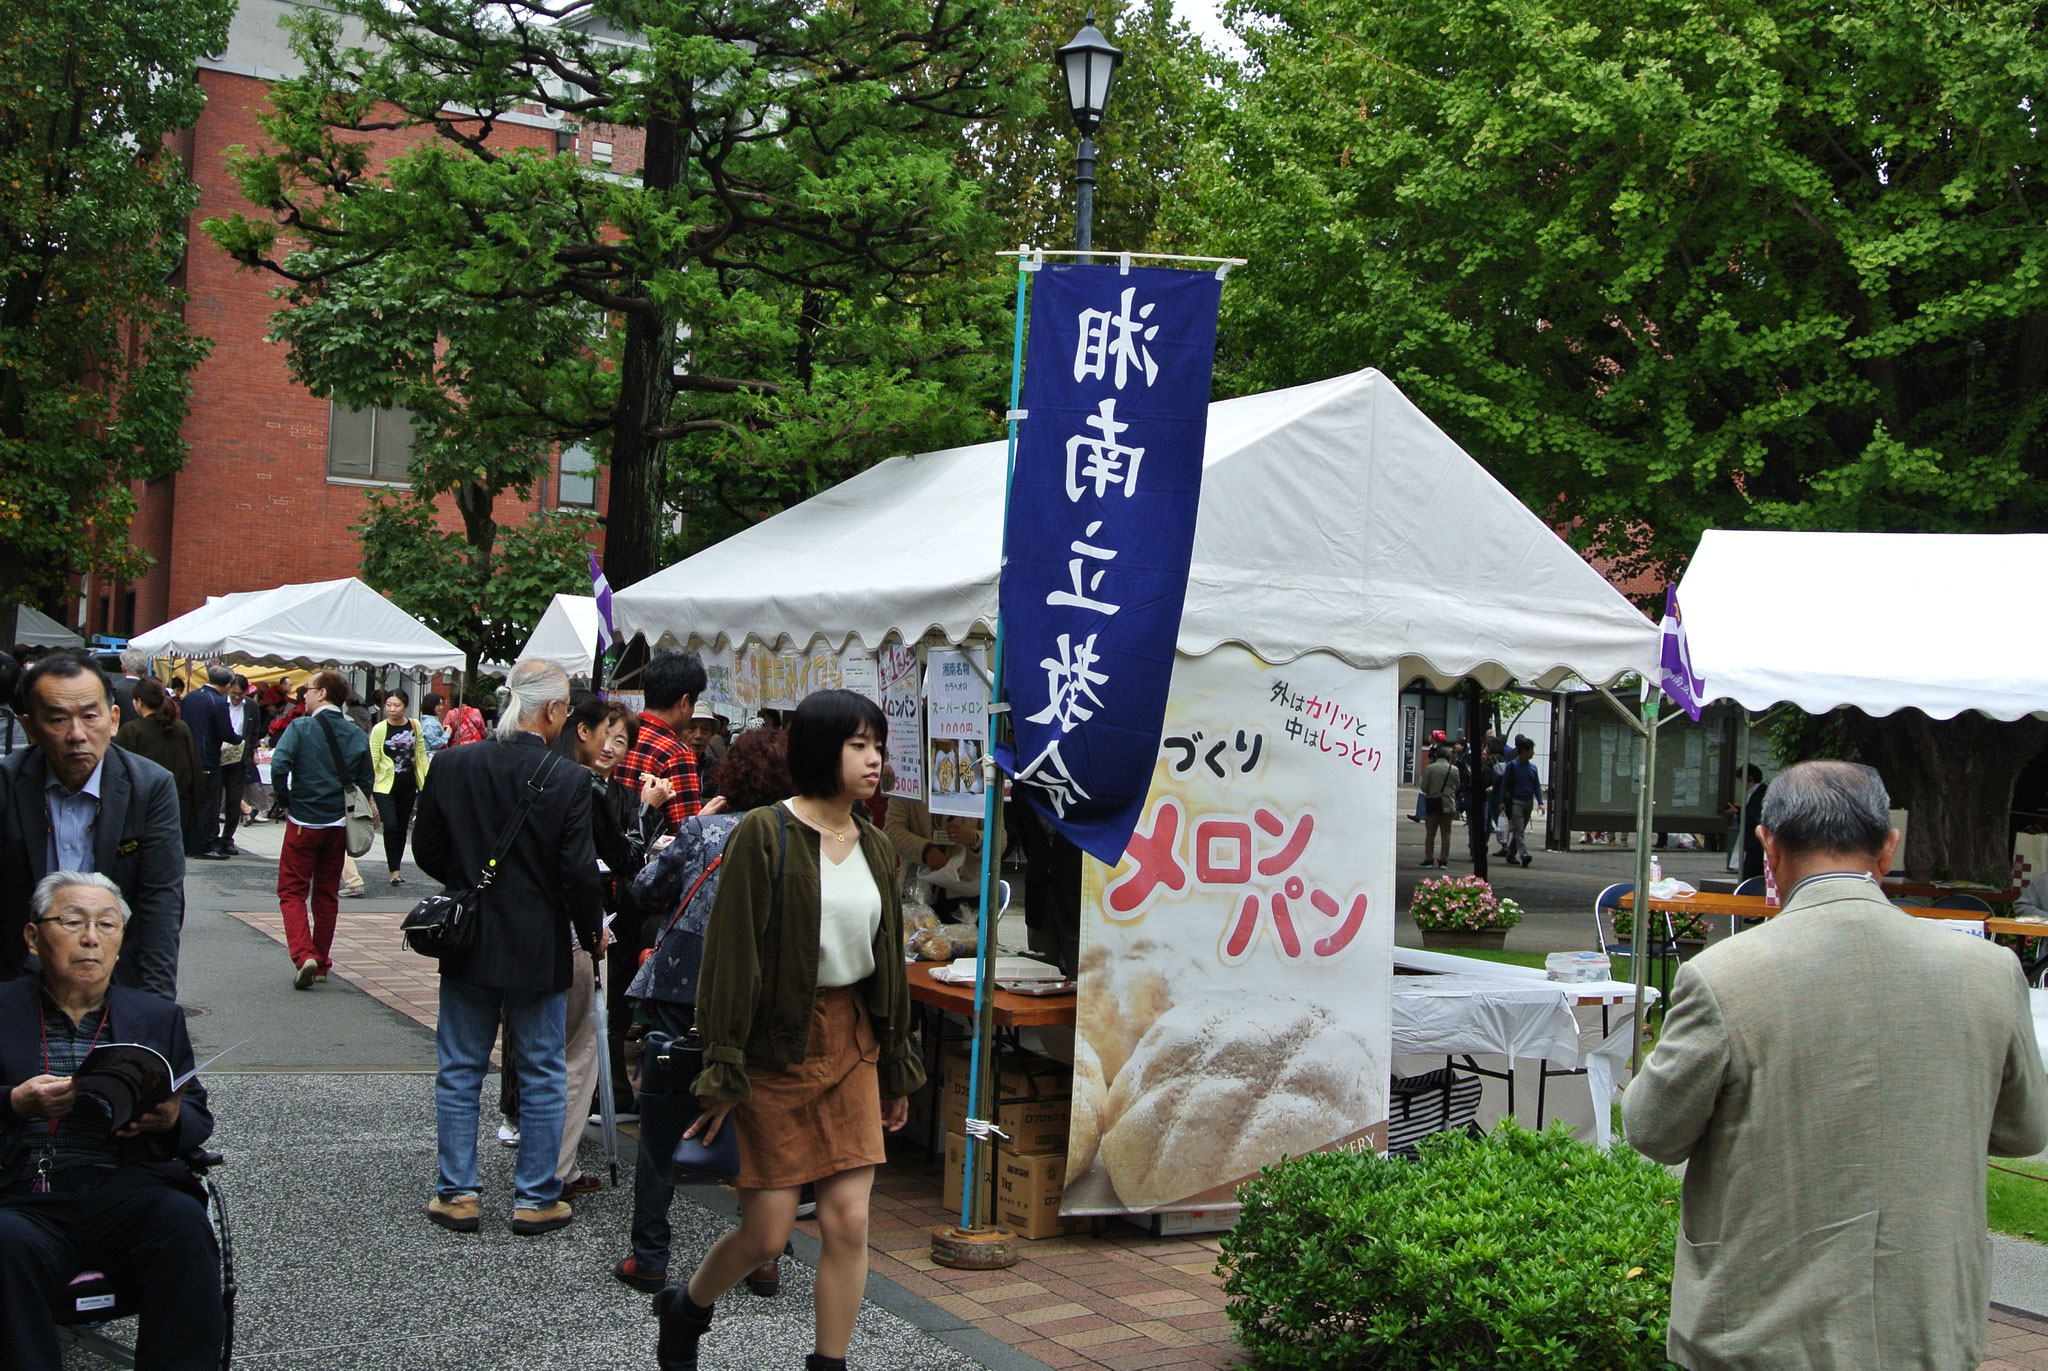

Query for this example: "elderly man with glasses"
[0,871,221,1371]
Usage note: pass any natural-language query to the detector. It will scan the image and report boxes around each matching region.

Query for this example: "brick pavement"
[227,904,2034,1371]
[1987,1306,2048,1370]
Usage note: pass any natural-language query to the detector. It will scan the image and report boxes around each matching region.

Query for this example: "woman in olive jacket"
[658,690,923,1371]
[114,678,201,846]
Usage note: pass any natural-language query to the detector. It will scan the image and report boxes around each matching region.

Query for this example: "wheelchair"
[46,1149,237,1370]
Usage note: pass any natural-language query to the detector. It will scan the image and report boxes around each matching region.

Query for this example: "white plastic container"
[1546,951,1612,983]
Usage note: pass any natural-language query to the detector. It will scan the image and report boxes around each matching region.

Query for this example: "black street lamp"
[1055,9,1122,257]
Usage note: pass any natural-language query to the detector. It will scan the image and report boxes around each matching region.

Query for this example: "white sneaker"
[497,1123,520,1147]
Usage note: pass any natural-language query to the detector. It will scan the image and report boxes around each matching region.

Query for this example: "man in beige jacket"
[1625,760,2048,1371]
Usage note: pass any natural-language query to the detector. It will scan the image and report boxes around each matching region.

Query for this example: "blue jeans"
[437,977,568,1208]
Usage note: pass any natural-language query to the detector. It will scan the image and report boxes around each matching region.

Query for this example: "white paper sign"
[924,645,989,818]
[839,647,878,703]
[700,645,738,722]
[878,644,923,800]
[1063,647,1396,1216]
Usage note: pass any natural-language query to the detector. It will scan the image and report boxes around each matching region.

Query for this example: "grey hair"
[120,649,147,675]
[1759,760,1893,857]
[497,659,571,740]
[30,871,131,926]
[206,663,235,688]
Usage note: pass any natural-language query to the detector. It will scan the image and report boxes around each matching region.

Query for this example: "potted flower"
[1410,875,1524,950]
[1670,908,1713,960]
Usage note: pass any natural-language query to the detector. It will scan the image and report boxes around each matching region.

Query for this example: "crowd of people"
[11,634,2044,1371]
[1411,730,1547,869]
[0,639,944,1370]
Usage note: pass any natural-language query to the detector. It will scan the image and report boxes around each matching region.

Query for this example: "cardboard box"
[941,1131,995,1217]
[1147,1206,1238,1236]
[995,1149,1087,1239]
[941,1048,1072,1154]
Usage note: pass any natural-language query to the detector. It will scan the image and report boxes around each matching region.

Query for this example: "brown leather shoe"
[562,1172,603,1196]
[427,1194,480,1232]
[510,1200,574,1235]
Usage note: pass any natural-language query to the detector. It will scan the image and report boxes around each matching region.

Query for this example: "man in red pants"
[268,671,376,989]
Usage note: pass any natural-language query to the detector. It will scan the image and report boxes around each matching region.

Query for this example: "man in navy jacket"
[181,665,241,860]
[0,872,221,1370]
[1,654,185,997]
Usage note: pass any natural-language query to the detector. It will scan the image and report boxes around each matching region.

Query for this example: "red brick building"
[98,0,642,639]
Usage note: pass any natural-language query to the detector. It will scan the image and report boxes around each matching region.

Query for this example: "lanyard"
[33,997,109,1193]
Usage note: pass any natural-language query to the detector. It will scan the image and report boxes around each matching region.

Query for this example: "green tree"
[206,0,1041,591]
[1185,0,2048,880]
[355,492,595,683]
[961,0,1216,258]
[0,0,231,626]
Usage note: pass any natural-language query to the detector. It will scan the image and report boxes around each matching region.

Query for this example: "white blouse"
[809,813,882,988]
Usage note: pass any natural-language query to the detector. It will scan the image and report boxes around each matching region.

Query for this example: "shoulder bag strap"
[314,713,354,783]
[474,750,562,893]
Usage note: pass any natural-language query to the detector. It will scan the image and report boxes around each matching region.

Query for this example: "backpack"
[447,705,487,746]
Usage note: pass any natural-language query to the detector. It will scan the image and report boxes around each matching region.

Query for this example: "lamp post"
[1055,9,1122,258]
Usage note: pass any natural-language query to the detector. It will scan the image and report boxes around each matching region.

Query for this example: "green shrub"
[1219,1120,1680,1369]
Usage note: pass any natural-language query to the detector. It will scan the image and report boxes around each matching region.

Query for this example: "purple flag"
[1658,584,1704,720]
[590,551,614,651]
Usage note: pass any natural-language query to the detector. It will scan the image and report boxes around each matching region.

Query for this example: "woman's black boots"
[653,1285,715,1370]
[804,1356,847,1371]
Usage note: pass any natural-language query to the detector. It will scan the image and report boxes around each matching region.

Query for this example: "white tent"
[129,577,465,672]
[8,605,85,650]
[517,594,602,678]
[615,368,1660,688]
[1677,530,2048,721]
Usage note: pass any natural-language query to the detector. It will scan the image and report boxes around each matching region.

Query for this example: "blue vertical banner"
[995,263,1224,864]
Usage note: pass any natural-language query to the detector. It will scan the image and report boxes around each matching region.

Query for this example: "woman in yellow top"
[368,688,431,886]
[657,689,923,1371]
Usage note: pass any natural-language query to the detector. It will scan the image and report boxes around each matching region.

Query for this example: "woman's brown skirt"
[733,986,886,1190]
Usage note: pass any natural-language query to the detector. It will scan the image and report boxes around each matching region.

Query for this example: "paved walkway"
[180,825,2040,1370]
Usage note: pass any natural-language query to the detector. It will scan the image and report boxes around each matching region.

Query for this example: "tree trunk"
[601,111,684,591]
[453,479,497,686]
[1839,709,2048,884]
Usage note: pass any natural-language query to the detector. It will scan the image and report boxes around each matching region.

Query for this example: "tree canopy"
[1185,0,2048,583]
[0,0,231,611]
[207,0,1044,589]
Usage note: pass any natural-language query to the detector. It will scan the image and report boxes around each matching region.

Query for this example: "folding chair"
[1594,883,1680,1002]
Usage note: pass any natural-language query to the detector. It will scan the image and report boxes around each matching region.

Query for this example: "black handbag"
[400,750,561,959]
[645,1029,744,1183]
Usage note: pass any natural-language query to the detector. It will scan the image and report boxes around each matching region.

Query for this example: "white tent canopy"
[129,577,465,672]
[517,594,601,678]
[1677,530,2048,722]
[9,605,84,650]
[615,369,1659,689]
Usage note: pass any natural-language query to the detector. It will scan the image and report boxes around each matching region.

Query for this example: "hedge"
[1219,1120,1679,1369]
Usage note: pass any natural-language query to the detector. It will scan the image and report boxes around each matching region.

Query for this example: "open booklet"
[75,1038,247,1097]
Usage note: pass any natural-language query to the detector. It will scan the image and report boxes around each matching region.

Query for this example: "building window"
[327,402,414,483]
[559,444,597,507]
[591,140,613,167]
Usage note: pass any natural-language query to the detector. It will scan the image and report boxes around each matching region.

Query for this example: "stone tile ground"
[227,905,2031,1370]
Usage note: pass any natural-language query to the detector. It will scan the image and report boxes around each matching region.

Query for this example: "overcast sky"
[1170,0,1246,58]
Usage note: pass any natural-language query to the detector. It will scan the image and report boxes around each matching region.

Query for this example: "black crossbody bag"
[400,751,562,959]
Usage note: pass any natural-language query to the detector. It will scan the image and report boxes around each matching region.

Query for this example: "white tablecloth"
[1391,948,1659,1149]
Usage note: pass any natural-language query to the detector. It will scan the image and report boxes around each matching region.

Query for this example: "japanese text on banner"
[997,264,1223,864]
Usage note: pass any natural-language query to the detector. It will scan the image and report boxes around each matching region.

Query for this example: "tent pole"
[1630,691,1660,1071]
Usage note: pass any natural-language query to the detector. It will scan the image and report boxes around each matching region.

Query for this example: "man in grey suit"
[0,653,186,997]
[1626,760,2048,1371]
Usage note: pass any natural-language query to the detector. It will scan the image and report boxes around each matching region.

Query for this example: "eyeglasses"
[34,915,123,937]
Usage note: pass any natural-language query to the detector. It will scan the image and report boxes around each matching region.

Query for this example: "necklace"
[794,799,852,843]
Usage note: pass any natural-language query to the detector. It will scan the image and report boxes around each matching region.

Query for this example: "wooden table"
[906,960,1076,1029]
[1620,891,2036,927]
[1622,891,2020,922]
[1882,880,2020,905]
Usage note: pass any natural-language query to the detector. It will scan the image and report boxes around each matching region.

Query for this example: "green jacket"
[692,802,925,1103]
[270,708,375,827]
[369,717,430,792]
